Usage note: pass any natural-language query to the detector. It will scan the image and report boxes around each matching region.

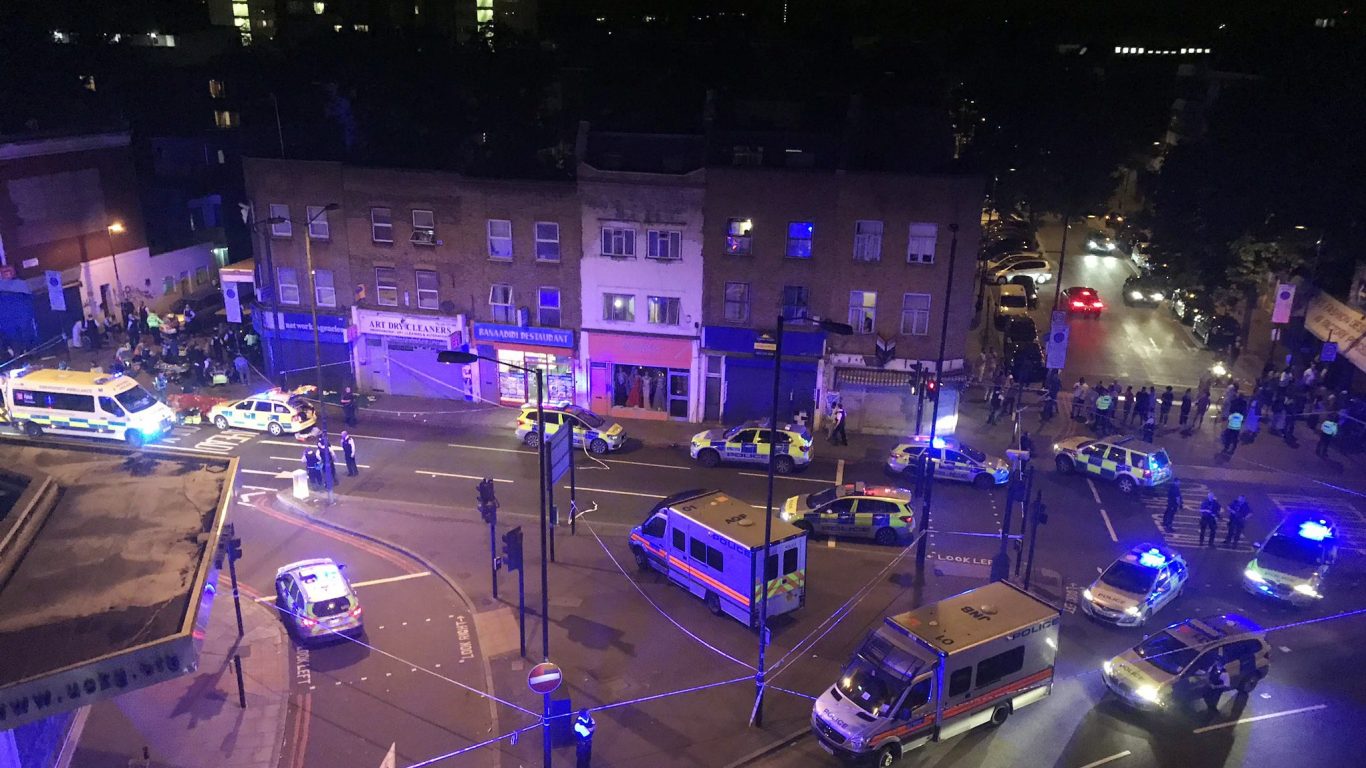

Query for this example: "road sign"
[753,332,777,356]
[1321,342,1338,362]
[547,425,572,484]
[528,661,563,694]
[1051,310,1066,327]
[1045,323,1069,370]
[1272,283,1296,324]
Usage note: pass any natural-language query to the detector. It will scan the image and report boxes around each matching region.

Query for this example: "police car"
[1082,543,1188,626]
[1053,434,1173,494]
[208,389,316,435]
[1243,515,1338,605]
[780,483,916,545]
[885,435,1010,489]
[1102,613,1270,711]
[690,420,814,474]
[514,403,625,454]
[274,558,364,644]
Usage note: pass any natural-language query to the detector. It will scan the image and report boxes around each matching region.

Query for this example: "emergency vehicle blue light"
[1137,548,1168,568]
[1298,520,1333,541]
[931,437,947,449]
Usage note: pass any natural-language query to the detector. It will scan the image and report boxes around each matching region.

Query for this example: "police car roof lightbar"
[1137,548,1168,568]
[1298,520,1334,541]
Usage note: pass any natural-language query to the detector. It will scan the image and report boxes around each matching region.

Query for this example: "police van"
[629,489,807,628]
[0,367,176,447]
[812,582,1059,766]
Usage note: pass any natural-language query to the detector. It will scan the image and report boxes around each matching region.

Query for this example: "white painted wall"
[76,243,219,318]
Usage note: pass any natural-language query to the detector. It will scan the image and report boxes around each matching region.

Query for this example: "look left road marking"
[1192,703,1327,734]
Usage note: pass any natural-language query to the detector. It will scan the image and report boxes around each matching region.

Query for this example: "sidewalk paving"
[70,576,291,768]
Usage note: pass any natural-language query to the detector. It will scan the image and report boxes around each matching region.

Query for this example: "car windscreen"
[837,655,907,716]
[115,384,159,414]
[999,293,1029,309]
[1006,321,1036,341]
[568,407,605,428]
[312,596,352,618]
[1134,631,1200,675]
[806,487,840,508]
[1100,561,1157,594]
[1261,533,1328,565]
[960,445,987,463]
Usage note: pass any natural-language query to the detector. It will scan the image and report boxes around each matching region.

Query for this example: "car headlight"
[1136,684,1161,704]
[1293,583,1320,598]
[1130,291,1144,300]
[1102,660,1113,675]
[848,734,867,750]
[1106,242,1116,250]
[1052,443,1061,451]
[1244,567,1265,583]
[1151,292,1164,301]
[1124,606,1142,617]
[1082,588,1094,602]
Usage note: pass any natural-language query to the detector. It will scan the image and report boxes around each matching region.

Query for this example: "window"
[781,285,808,321]
[854,220,883,262]
[767,548,801,581]
[783,547,798,576]
[277,268,300,304]
[689,537,706,561]
[305,205,330,240]
[98,396,123,416]
[908,222,938,264]
[642,516,666,538]
[490,284,514,323]
[849,291,876,334]
[948,667,973,697]
[786,221,813,259]
[724,282,750,323]
[1106,446,1128,464]
[725,218,753,255]
[411,209,436,245]
[900,293,930,336]
[208,79,225,98]
[268,204,291,237]
[314,268,336,307]
[647,296,681,325]
[254,401,274,413]
[415,269,439,310]
[706,546,724,571]
[538,287,561,327]
[600,226,635,258]
[672,528,686,551]
[535,222,560,262]
[213,110,239,129]
[194,266,209,286]
[488,219,513,259]
[371,207,393,243]
[603,293,635,322]
[975,646,1025,689]
[690,538,724,571]
[858,499,901,517]
[375,267,398,306]
[648,229,682,260]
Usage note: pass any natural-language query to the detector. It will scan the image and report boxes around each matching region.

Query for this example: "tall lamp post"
[105,222,127,320]
[914,223,961,584]
[299,203,340,503]
[438,350,553,768]
[752,312,852,727]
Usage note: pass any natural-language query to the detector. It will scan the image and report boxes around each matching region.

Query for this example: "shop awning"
[835,367,915,389]
[1304,293,1366,373]
[218,258,255,284]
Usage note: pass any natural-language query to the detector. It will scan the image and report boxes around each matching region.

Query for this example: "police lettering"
[1007,617,1060,640]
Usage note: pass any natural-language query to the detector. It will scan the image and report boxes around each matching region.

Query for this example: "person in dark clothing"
[1159,386,1174,425]
[829,403,848,445]
[304,449,322,489]
[987,388,1003,425]
[1132,387,1150,426]
[341,431,359,476]
[341,386,358,426]
[1142,414,1156,443]
[1121,385,1135,424]
[1179,389,1193,427]
[1203,658,1231,717]
[1225,495,1251,547]
[1199,493,1221,547]
[1163,479,1183,532]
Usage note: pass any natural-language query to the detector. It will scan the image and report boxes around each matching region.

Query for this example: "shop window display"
[610,364,671,412]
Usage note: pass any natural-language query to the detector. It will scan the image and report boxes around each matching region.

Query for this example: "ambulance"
[628,489,807,628]
[0,367,176,447]
[812,582,1059,766]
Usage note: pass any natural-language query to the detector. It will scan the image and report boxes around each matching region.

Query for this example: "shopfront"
[254,309,350,389]
[700,326,825,424]
[470,322,577,405]
[582,330,698,421]
[352,308,466,399]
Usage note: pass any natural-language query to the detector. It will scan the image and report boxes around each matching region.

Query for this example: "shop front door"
[365,337,389,393]
[668,370,689,420]
[589,362,611,413]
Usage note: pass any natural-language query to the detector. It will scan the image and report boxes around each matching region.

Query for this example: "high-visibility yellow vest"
[1322,419,1339,436]
[1228,413,1244,430]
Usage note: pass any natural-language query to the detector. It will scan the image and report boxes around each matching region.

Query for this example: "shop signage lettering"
[358,310,462,342]
[473,322,574,349]
[0,646,189,729]
[1305,294,1366,372]
[260,311,347,342]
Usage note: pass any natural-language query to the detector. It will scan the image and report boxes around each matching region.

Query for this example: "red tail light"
[349,604,363,618]
[300,616,318,628]
[1071,301,1084,308]
[900,516,914,525]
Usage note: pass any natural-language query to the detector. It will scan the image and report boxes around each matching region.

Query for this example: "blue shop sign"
[472,322,574,349]
[702,325,824,358]
[256,310,348,343]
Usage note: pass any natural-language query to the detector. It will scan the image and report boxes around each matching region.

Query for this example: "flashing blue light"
[1298,520,1333,542]
[1137,548,1168,568]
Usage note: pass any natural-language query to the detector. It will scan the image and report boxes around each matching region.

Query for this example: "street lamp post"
[105,222,127,321]
[915,223,960,584]
[752,312,851,728]
[303,203,340,505]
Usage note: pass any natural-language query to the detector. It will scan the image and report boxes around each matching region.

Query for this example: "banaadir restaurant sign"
[355,308,465,344]
[472,322,574,349]
[1304,293,1366,372]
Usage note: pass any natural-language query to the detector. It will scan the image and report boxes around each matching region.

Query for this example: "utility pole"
[915,223,960,584]
[302,204,339,505]
[1052,212,1072,310]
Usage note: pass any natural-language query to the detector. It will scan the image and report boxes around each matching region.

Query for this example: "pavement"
[69,575,291,768]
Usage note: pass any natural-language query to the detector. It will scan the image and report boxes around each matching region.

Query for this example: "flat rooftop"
[0,439,232,729]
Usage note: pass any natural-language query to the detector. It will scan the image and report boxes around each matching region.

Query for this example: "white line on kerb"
[1078,751,1131,768]
[1099,507,1119,542]
[1087,479,1103,504]
[415,470,514,483]
[1192,704,1327,734]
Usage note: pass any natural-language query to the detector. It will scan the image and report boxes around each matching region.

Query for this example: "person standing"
[1222,411,1244,455]
[987,387,1003,425]
[234,353,250,386]
[1225,495,1251,547]
[146,310,163,344]
[1019,431,1034,468]
[1317,413,1339,458]
[1121,385,1135,424]
[341,431,359,476]
[319,434,338,487]
[1142,414,1157,443]
[1163,478,1183,533]
[1132,386,1150,426]
[1071,377,1088,420]
[1193,390,1211,429]
[1179,388,1193,428]
[341,386,358,426]
[304,448,322,489]
[829,402,848,445]
[1199,492,1222,547]
[1159,386,1174,425]
[1203,657,1231,718]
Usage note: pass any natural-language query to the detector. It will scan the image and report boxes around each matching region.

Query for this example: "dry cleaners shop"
[352,307,468,398]
[470,322,576,405]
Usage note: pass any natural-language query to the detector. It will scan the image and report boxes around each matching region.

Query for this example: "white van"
[812,581,1059,765]
[0,368,176,447]
[993,284,1031,329]
[630,489,807,627]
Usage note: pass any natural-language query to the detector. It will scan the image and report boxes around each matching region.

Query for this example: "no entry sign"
[528,661,563,694]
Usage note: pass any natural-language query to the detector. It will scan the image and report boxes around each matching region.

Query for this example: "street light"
[914,223,961,584]
[303,203,339,503]
[106,222,127,320]
[438,349,554,768]
[752,311,852,728]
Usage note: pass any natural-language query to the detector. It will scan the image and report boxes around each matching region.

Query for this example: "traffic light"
[925,377,939,402]
[477,477,499,525]
[502,526,523,571]
[223,523,243,562]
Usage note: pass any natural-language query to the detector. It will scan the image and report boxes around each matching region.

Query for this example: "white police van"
[0,367,175,447]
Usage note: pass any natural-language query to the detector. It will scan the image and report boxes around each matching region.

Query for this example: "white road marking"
[240,484,279,491]
[827,538,837,548]
[599,457,689,470]
[1191,704,1327,734]
[1087,479,1103,504]
[416,470,514,483]
[261,439,342,452]
[448,442,533,455]
[270,455,371,468]
[1148,336,1160,351]
[1098,507,1118,542]
[1078,751,1131,768]
[239,468,293,478]
[836,459,845,486]
[738,471,832,484]
[256,572,432,601]
[352,434,405,442]
[571,486,664,499]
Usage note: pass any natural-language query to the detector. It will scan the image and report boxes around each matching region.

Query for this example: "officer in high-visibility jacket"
[1317,414,1339,458]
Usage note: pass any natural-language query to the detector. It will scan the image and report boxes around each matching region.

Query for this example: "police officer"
[1163,478,1183,533]
[829,402,848,445]
[1222,410,1244,455]
[341,431,359,477]
[318,433,338,487]
[1159,385,1175,425]
[1318,413,1339,458]
[304,448,322,489]
[341,386,358,426]
[1203,655,1231,718]
[1199,492,1221,547]
[1225,494,1251,548]
[1142,413,1156,443]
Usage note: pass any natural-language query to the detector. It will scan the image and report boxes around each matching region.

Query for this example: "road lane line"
[601,457,689,470]
[270,455,371,468]
[1192,704,1327,734]
[241,484,279,491]
[739,471,832,484]
[1099,507,1119,542]
[836,459,845,485]
[448,442,534,454]
[1078,751,1131,768]
[571,486,664,499]
[352,434,405,442]
[1087,479,1102,504]
[258,571,434,601]
[415,470,514,482]
[240,468,290,477]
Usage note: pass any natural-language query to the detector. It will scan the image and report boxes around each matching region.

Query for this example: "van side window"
[975,645,1026,688]
[903,678,932,711]
[98,397,124,416]
[672,528,686,551]
[706,545,724,571]
[642,515,666,538]
[1106,446,1128,464]
[783,548,799,575]
[690,537,707,561]
[948,667,972,697]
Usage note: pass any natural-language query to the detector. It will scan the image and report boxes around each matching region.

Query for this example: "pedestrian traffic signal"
[502,526,523,571]
[227,536,243,562]
[925,378,939,402]
[477,477,499,525]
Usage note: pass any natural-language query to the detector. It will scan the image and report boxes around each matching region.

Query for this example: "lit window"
[907,223,938,264]
[781,285,808,321]
[375,267,398,307]
[268,204,291,237]
[786,221,813,259]
[724,282,750,323]
[213,110,239,129]
[535,222,560,261]
[415,270,439,310]
[600,226,635,258]
[647,296,681,325]
[1114,46,1123,53]
[232,3,249,18]
[277,268,301,305]
[854,220,883,262]
[477,0,494,24]
[81,75,96,92]
[849,291,876,334]
[306,205,330,240]
[901,293,930,336]
[313,1,326,13]
[371,207,393,243]
[314,269,336,307]
[647,229,682,260]
[538,287,561,327]
[490,284,515,323]
[488,219,513,259]
[208,79,225,98]
[195,266,209,286]
[603,293,635,322]
[163,276,176,296]
[725,218,753,256]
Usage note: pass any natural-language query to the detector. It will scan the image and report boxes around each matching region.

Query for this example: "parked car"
[991,258,1053,285]
[1169,288,1215,325]
[1001,315,1039,361]
[1193,314,1241,350]
[1009,340,1046,384]
[1007,275,1039,308]
[1123,274,1167,307]
[994,284,1033,329]
[1062,286,1105,316]
[981,235,1040,260]
[984,249,1043,273]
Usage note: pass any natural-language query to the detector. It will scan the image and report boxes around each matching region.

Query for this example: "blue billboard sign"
[472,322,574,349]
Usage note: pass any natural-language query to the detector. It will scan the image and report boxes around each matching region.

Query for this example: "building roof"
[0,440,232,730]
